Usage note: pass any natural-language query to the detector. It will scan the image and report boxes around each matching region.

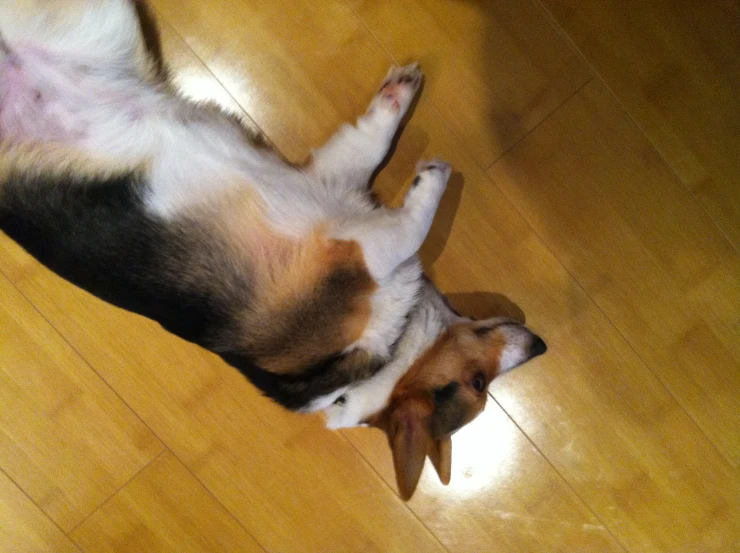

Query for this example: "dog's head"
[367,318,546,499]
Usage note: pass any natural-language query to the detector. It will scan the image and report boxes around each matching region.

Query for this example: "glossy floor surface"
[2,1,740,552]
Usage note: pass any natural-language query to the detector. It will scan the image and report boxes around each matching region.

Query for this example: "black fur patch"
[433,381,460,407]
[0,170,227,343]
[221,349,384,410]
[431,381,466,438]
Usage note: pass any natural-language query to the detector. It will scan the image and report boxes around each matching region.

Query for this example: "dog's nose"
[529,335,547,358]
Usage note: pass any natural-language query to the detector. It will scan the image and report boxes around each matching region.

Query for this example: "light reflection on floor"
[421,399,522,501]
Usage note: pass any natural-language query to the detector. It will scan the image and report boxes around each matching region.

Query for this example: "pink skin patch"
[0,46,147,145]
[379,84,403,111]
[0,49,85,143]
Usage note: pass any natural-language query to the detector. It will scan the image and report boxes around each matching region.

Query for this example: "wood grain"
[151,0,393,162]
[487,79,740,552]
[490,78,740,467]
[159,21,246,116]
[0,470,80,553]
[0,271,163,532]
[348,0,593,168]
[540,0,740,251]
[71,451,266,553]
[344,404,625,553]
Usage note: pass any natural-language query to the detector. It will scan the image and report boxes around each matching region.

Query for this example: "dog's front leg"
[332,159,450,280]
[306,63,422,189]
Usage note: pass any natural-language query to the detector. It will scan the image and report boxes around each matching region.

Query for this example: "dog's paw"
[324,397,365,430]
[374,63,423,114]
[415,158,452,181]
[406,158,451,209]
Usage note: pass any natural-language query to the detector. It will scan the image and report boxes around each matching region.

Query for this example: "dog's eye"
[472,372,487,393]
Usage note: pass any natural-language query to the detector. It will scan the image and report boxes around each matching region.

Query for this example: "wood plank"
[347,0,593,168]
[71,452,265,553]
[0,271,163,532]
[489,78,740,467]
[0,470,80,553]
[486,79,740,551]
[540,0,740,250]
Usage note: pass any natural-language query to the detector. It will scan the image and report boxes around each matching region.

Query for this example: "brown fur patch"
[370,322,507,437]
[0,142,141,184]
[397,323,507,390]
[201,192,377,375]
[245,236,377,374]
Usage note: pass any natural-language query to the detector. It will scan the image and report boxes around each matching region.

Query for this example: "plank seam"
[533,0,740,258]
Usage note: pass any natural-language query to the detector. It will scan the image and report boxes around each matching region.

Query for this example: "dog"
[0,0,546,500]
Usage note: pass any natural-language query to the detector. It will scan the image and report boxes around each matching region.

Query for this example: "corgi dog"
[0,0,546,499]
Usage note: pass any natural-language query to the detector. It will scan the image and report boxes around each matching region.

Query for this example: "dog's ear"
[387,396,434,500]
[427,435,452,485]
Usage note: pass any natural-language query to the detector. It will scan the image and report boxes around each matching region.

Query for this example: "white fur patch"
[497,325,535,373]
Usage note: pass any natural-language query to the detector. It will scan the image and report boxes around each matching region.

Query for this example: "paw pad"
[380,62,423,91]
[375,63,423,114]
[416,158,452,176]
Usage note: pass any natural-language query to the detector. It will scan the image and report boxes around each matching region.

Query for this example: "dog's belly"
[0,54,81,142]
[0,48,156,151]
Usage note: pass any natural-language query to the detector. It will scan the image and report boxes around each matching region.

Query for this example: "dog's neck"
[318,279,465,428]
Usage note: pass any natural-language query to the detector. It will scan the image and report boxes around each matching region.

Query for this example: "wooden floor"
[2,1,739,551]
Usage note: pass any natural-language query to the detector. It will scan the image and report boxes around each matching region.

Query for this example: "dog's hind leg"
[306,63,422,189]
[332,159,450,280]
